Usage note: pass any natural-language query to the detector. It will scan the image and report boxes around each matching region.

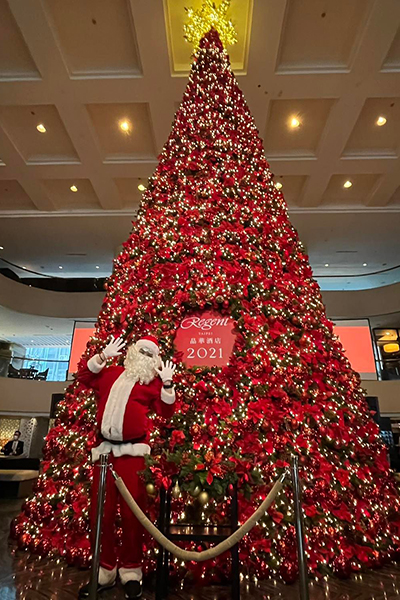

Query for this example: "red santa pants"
[90,454,147,571]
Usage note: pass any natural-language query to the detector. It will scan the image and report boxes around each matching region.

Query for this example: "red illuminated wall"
[68,324,95,375]
[333,320,376,380]
[68,320,377,380]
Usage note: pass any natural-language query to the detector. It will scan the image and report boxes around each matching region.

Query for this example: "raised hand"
[155,359,177,383]
[103,335,126,358]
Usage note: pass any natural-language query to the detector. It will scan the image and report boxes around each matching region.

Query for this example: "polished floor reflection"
[1,499,400,599]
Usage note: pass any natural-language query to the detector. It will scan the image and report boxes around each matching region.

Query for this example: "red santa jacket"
[78,357,175,451]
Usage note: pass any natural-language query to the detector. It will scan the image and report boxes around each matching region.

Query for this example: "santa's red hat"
[135,335,159,356]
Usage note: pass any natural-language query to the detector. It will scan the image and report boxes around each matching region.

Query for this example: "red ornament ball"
[72,517,87,535]
[333,555,352,579]
[279,560,298,583]
[65,547,78,565]
[28,537,41,554]
[39,502,53,521]
[17,532,32,550]
[75,547,91,569]
[37,538,52,557]
[10,519,25,540]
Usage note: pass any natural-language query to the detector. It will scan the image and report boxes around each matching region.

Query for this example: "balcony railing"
[9,358,69,382]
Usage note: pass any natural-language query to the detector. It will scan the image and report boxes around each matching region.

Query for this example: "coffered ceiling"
[0,0,400,290]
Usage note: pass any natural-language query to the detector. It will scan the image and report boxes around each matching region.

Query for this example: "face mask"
[139,347,154,358]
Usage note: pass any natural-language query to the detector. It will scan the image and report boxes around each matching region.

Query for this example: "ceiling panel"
[382,27,400,72]
[343,98,400,158]
[320,174,381,207]
[114,177,147,208]
[0,214,133,277]
[0,180,36,211]
[264,98,335,158]
[276,0,372,73]
[388,185,400,206]
[41,179,101,210]
[0,105,79,164]
[0,0,40,81]
[0,305,74,346]
[272,175,307,206]
[86,102,157,162]
[43,0,141,78]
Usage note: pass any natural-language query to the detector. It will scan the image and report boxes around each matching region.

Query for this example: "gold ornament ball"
[191,485,201,498]
[146,483,156,496]
[198,491,209,506]
[172,482,181,499]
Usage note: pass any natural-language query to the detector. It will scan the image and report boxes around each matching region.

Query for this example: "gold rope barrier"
[111,468,287,562]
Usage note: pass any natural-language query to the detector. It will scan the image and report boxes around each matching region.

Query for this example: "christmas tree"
[13,26,400,585]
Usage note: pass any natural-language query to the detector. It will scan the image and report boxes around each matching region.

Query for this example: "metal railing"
[9,358,69,382]
[87,454,309,600]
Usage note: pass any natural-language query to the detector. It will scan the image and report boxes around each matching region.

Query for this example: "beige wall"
[0,378,67,416]
[0,274,103,319]
[323,285,400,320]
[361,380,400,415]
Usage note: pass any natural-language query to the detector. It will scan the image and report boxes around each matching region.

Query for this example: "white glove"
[156,360,176,383]
[102,335,126,358]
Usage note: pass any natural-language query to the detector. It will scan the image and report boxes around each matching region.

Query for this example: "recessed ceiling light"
[275,182,283,190]
[289,116,301,129]
[95,265,100,269]
[324,263,329,267]
[22,266,27,269]
[363,263,367,266]
[36,123,46,133]
[376,116,387,127]
[70,185,78,193]
[0,246,3,250]
[138,183,146,191]
[58,266,63,269]
[119,119,131,133]
[343,180,352,189]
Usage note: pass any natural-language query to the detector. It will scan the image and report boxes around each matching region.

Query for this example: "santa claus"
[78,334,176,600]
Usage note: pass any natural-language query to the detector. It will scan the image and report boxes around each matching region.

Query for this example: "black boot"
[123,579,143,599]
[78,579,116,598]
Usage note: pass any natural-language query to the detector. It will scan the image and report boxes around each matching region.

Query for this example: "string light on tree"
[14,16,400,587]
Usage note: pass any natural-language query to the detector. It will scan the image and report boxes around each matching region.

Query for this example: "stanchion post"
[291,455,309,600]
[88,453,109,600]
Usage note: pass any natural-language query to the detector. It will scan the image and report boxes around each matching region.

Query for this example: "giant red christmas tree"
[13,28,400,584]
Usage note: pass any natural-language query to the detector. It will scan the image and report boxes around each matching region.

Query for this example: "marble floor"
[1,499,400,600]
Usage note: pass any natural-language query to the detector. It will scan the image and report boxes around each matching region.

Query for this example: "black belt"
[100,436,146,446]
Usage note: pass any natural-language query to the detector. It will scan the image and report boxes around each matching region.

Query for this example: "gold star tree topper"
[184,0,237,48]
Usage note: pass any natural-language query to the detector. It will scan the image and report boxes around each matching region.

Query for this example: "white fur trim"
[135,339,159,356]
[101,372,136,441]
[91,442,151,463]
[87,355,106,374]
[119,566,142,584]
[161,387,175,405]
[98,565,117,585]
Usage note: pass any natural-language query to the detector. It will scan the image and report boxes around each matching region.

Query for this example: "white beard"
[123,346,159,385]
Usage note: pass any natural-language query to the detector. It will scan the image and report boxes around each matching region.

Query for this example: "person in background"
[1,430,24,456]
